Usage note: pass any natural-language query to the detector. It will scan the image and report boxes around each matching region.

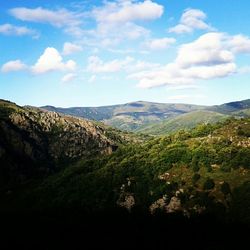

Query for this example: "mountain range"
[0,98,250,249]
[42,99,250,134]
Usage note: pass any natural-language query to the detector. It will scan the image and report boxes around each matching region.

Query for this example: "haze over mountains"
[42,99,250,134]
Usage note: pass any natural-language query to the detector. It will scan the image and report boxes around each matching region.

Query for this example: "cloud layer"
[129,32,250,88]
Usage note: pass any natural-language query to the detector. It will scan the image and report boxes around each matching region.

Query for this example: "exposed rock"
[117,194,135,211]
[165,196,182,213]
[0,104,122,186]
[149,198,166,214]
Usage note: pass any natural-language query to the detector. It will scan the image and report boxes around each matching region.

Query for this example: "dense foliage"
[2,117,249,224]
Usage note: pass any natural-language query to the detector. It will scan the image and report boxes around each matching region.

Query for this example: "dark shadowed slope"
[0,99,138,187]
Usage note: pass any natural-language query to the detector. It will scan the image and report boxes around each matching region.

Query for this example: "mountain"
[42,99,250,133]
[42,101,205,131]
[1,115,249,223]
[1,99,250,248]
[0,99,140,187]
[209,99,250,114]
[136,110,229,135]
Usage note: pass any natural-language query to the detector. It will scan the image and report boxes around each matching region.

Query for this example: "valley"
[0,99,249,249]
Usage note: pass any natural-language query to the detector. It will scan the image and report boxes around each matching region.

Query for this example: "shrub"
[221,182,231,195]
[192,173,201,184]
[220,163,231,172]
[203,178,215,190]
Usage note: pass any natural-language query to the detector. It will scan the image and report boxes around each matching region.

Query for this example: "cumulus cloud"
[145,37,176,50]
[90,0,164,45]
[87,56,134,73]
[9,2,164,43]
[169,9,212,34]
[175,33,234,67]
[228,34,250,54]
[32,47,76,74]
[93,0,163,24]
[63,42,82,55]
[61,73,77,83]
[10,7,83,36]
[1,60,27,73]
[129,32,239,88]
[0,23,38,37]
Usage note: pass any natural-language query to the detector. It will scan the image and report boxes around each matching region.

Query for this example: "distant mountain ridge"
[41,101,205,131]
[41,99,250,133]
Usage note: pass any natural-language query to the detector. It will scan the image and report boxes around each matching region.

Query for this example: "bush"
[203,178,215,190]
[221,182,231,195]
[192,173,200,184]
[220,163,231,172]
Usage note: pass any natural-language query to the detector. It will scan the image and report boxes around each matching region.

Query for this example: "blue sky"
[0,0,250,107]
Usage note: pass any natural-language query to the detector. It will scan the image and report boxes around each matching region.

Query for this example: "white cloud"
[145,37,176,50]
[95,20,150,44]
[87,56,134,73]
[169,9,212,34]
[93,0,164,24]
[228,34,250,54]
[61,73,77,83]
[63,42,82,55]
[129,32,238,88]
[1,60,27,73]
[126,60,160,72]
[10,7,83,36]
[90,0,163,45]
[32,47,76,74]
[0,23,38,37]
[175,33,234,67]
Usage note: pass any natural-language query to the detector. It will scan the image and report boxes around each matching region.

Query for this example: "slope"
[2,117,250,224]
[42,101,205,131]
[136,110,229,135]
[0,99,137,187]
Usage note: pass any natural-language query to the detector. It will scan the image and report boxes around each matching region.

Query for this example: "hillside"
[209,99,250,114]
[0,99,140,187]
[42,99,250,133]
[1,102,250,249]
[1,116,249,223]
[42,101,205,131]
[136,110,229,135]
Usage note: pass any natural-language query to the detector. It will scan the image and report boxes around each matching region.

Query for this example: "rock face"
[0,101,119,187]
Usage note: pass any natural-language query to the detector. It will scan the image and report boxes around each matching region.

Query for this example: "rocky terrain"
[0,100,129,187]
[0,99,249,249]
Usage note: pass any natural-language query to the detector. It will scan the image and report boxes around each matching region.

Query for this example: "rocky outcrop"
[0,102,120,187]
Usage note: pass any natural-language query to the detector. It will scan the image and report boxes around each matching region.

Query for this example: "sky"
[0,0,250,107]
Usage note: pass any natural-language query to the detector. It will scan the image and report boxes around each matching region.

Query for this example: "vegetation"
[136,110,229,135]
[0,100,250,228]
[42,99,250,134]
[0,114,249,224]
